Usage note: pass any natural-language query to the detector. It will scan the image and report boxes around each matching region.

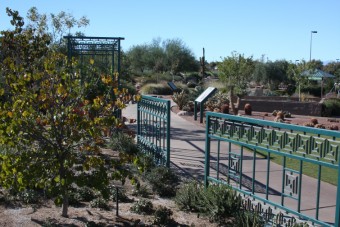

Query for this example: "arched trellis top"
[64,36,125,87]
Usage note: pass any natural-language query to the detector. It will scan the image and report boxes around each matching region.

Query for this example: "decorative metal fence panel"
[204,112,340,226]
[137,96,171,167]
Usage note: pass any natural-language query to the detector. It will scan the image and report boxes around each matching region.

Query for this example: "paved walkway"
[123,102,337,226]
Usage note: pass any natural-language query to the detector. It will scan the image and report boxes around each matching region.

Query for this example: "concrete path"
[123,103,337,226]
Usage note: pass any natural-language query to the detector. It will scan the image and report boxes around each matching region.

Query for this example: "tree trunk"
[59,160,69,217]
[62,193,69,217]
[228,86,239,115]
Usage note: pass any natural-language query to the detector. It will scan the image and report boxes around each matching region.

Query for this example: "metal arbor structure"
[64,36,124,86]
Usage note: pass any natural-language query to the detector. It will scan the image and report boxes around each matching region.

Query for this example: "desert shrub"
[130,198,154,214]
[132,184,151,198]
[145,166,179,197]
[90,197,110,210]
[175,181,203,212]
[322,98,340,117]
[300,85,321,97]
[200,184,242,223]
[110,187,131,202]
[187,81,197,88]
[233,210,265,227]
[153,206,175,226]
[17,189,40,204]
[205,92,229,111]
[140,83,173,95]
[109,131,138,155]
[172,90,189,110]
[77,186,96,202]
[68,189,83,207]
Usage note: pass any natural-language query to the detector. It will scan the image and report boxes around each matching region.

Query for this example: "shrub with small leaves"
[172,90,189,110]
[175,181,203,212]
[90,197,110,210]
[153,206,174,226]
[132,184,151,198]
[234,210,265,226]
[110,187,131,202]
[68,190,82,207]
[18,189,39,204]
[109,131,138,155]
[200,184,242,223]
[145,166,179,197]
[130,198,154,215]
[77,186,96,202]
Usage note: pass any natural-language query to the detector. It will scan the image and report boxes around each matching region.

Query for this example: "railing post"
[335,161,340,226]
[204,113,211,188]
[166,100,171,168]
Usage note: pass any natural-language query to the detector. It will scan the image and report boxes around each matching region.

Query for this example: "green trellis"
[64,36,124,87]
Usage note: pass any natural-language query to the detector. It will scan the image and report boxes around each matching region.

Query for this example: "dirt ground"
[0,195,215,227]
[0,177,216,227]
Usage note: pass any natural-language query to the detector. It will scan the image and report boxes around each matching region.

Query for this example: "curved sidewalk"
[123,103,337,225]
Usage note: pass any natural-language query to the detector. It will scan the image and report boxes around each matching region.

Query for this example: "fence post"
[204,114,211,188]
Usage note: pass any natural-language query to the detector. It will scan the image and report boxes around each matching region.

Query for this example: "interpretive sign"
[195,87,217,103]
[167,82,179,92]
[194,87,217,123]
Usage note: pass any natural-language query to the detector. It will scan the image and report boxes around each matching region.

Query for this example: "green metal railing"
[137,95,171,167]
[204,112,340,226]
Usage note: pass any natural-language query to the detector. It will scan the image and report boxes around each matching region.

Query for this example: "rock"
[177,111,189,116]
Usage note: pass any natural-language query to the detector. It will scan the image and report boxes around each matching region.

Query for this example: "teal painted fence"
[137,95,171,167]
[204,112,340,226]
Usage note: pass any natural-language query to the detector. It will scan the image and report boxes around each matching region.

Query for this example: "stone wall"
[239,97,323,116]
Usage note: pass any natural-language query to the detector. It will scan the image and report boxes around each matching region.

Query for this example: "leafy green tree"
[163,38,199,74]
[218,52,254,114]
[265,60,290,90]
[0,8,132,217]
[126,38,199,75]
[126,44,149,73]
[26,6,89,48]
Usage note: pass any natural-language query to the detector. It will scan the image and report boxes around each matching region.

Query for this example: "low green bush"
[132,184,151,198]
[172,90,189,110]
[322,98,340,117]
[175,182,264,225]
[234,210,265,227]
[109,131,138,155]
[200,184,242,223]
[18,189,40,204]
[110,187,131,202]
[140,83,173,95]
[153,206,175,226]
[175,181,203,212]
[130,198,154,214]
[90,197,110,210]
[145,166,179,197]
[300,85,321,97]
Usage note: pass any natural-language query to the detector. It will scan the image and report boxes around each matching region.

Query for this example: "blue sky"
[1,0,340,63]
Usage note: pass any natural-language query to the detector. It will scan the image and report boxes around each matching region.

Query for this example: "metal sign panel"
[195,87,217,103]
